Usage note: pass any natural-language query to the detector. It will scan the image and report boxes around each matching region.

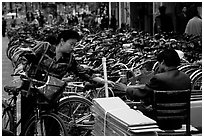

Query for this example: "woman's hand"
[92,77,115,87]
[113,82,128,92]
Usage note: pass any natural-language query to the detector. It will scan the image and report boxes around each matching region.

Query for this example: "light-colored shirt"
[185,16,202,36]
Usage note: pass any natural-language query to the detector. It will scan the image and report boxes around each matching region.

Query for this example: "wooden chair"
[153,89,191,136]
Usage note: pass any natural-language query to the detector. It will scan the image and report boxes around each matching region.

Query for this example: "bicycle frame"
[3,83,61,136]
[3,91,43,136]
[3,92,21,135]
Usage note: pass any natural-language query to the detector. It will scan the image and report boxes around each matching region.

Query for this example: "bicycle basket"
[37,76,66,103]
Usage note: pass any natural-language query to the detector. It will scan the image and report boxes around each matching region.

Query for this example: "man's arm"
[126,84,149,98]
[126,75,160,100]
[70,57,95,83]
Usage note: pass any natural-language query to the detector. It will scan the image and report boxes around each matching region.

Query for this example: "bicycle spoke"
[72,102,83,115]
[75,113,92,124]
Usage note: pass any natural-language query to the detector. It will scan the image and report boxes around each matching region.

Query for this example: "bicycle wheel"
[2,101,14,133]
[184,68,198,76]
[191,71,202,90]
[58,95,93,136]
[21,113,68,136]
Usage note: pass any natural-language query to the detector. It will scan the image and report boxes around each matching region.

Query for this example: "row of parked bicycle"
[3,23,202,135]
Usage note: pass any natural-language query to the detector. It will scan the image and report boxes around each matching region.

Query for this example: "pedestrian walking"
[154,6,174,34]
[110,15,117,32]
[38,11,45,27]
[2,17,7,37]
[10,15,16,28]
[31,13,39,28]
[185,5,202,36]
[177,6,189,34]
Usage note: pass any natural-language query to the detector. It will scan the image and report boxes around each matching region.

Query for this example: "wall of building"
[130,2,153,33]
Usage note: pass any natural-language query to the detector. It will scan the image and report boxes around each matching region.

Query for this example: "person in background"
[55,14,64,25]
[89,11,98,29]
[83,14,91,28]
[185,5,202,36]
[38,11,45,27]
[2,17,7,37]
[114,48,191,129]
[100,15,106,30]
[26,12,34,22]
[10,15,16,28]
[31,13,39,28]
[117,23,126,33]
[73,15,79,25]
[104,15,109,29]
[47,14,54,26]
[154,6,174,34]
[177,6,189,35]
[110,14,117,32]
[26,12,30,22]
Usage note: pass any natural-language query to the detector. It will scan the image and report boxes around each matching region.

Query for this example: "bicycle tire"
[189,69,202,80]
[58,95,93,136]
[21,112,68,136]
[184,68,198,76]
[2,101,14,133]
[178,64,199,73]
[191,71,202,90]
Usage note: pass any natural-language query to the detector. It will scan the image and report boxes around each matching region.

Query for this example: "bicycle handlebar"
[11,73,45,86]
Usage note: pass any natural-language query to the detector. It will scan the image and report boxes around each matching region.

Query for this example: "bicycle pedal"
[83,120,95,125]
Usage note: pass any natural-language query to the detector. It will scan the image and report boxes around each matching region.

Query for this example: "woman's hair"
[56,30,80,44]
[157,49,180,67]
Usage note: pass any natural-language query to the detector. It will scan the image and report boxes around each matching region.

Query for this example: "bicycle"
[2,74,68,136]
[58,94,94,136]
[57,80,113,136]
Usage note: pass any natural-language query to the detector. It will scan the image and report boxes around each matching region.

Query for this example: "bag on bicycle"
[37,76,66,103]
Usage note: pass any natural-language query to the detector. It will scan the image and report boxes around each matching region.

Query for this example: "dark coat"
[146,68,191,91]
[127,68,191,101]
[154,14,174,34]
[127,68,191,129]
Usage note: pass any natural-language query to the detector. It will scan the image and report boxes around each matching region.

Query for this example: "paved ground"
[2,17,26,98]
[2,35,21,134]
[2,36,13,99]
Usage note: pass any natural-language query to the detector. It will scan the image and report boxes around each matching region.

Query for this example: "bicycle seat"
[4,86,20,95]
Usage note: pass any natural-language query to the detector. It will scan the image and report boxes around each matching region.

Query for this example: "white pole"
[109,2,111,26]
[153,2,155,35]
[102,57,108,97]
[118,2,121,28]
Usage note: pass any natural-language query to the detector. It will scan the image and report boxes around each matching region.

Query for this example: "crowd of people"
[24,10,117,31]
[2,4,202,37]
[2,10,125,37]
